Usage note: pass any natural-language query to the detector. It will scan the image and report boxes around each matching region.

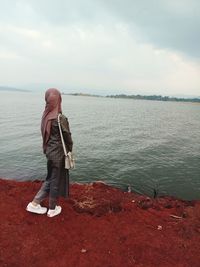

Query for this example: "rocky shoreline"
[0,178,200,267]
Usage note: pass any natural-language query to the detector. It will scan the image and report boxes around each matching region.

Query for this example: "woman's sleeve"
[60,115,73,152]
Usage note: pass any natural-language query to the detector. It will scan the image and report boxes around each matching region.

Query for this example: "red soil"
[0,178,200,267]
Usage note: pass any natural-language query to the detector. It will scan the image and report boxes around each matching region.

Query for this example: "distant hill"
[66,93,101,97]
[0,86,30,92]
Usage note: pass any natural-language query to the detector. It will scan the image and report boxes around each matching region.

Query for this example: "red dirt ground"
[0,178,200,267]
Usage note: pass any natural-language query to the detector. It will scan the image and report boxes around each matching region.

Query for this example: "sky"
[0,0,199,96]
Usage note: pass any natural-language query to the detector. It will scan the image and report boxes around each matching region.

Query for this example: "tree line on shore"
[106,94,200,103]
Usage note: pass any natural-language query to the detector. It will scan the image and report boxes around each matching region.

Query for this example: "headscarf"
[41,88,62,153]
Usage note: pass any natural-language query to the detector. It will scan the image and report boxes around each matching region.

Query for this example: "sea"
[0,91,200,200]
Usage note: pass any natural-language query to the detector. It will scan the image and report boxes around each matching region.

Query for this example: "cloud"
[1,0,199,59]
[99,0,200,59]
[0,0,199,95]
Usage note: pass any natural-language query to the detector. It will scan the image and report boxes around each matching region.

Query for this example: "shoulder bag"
[58,114,75,170]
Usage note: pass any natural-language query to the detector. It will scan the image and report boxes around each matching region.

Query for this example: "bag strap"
[58,113,67,156]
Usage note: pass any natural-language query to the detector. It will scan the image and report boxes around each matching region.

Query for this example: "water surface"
[0,91,199,200]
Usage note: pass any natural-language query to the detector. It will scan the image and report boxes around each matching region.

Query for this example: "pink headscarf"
[41,88,62,153]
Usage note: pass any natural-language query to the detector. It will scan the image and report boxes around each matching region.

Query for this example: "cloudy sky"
[0,0,199,96]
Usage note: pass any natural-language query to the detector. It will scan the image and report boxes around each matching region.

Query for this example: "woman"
[26,88,73,217]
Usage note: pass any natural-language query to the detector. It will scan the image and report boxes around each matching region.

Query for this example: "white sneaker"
[47,206,62,218]
[26,202,47,214]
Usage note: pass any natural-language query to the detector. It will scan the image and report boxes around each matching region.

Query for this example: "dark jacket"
[45,114,73,162]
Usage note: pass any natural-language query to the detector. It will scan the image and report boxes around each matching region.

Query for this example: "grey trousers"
[34,159,69,209]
